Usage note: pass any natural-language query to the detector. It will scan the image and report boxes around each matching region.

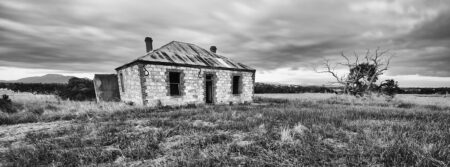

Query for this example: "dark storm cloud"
[0,1,124,72]
[409,11,450,40]
[389,10,450,77]
[236,39,352,69]
[0,0,450,77]
[0,0,237,72]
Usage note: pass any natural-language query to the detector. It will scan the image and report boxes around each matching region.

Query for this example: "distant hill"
[3,74,75,84]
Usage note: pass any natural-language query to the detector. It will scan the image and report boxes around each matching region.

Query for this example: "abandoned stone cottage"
[114,37,256,106]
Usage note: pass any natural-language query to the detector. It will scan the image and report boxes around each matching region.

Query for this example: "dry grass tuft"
[280,127,293,142]
[292,123,309,136]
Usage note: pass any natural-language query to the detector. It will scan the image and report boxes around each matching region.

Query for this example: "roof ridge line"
[144,41,176,55]
[115,40,255,71]
[147,40,236,62]
[171,40,196,46]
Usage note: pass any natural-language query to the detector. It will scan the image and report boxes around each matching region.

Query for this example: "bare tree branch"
[315,48,394,96]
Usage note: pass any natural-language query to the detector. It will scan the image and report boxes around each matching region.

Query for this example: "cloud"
[0,0,449,84]
[409,11,450,40]
[388,46,450,77]
[387,9,450,77]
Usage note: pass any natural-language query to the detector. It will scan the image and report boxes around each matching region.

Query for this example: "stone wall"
[141,64,254,106]
[117,64,144,105]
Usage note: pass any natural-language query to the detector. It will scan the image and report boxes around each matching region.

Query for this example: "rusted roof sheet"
[130,41,254,71]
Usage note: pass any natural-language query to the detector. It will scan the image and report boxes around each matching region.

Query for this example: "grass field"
[0,93,449,166]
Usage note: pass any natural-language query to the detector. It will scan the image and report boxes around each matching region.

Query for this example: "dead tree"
[315,47,394,96]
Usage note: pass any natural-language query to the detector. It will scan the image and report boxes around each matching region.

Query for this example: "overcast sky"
[1,0,450,87]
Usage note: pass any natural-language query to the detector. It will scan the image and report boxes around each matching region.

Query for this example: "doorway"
[205,74,214,104]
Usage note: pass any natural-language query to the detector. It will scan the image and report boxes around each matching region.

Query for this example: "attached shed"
[93,74,121,102]
[115,37,256,106]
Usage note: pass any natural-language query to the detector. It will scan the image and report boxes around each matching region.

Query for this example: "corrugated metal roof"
[129,41,254,71]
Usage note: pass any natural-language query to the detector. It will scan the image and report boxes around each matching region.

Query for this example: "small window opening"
[120,73,125,92]
[169,72,181,96]
[232,76,240,95]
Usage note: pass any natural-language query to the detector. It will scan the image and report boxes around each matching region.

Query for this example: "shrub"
[44,104,59,111]
[27,106,45,115]
[0,82,66,95]
[0,94,17,113]
[57,77,95,101]
[396,102,416,109]
[379,79,401,98]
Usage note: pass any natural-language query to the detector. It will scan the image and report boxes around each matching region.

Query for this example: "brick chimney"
[145,37,153,52]
[210,46,217,53]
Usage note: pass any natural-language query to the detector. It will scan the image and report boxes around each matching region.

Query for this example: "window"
[232,75,240,95]
[119,73,125,92]
[169,72,181,96]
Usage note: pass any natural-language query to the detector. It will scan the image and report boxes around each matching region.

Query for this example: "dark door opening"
[205,74,214,104]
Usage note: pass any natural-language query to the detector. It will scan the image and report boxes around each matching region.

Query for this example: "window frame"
[231,74,242,95]
[166,70,184,97]
[169,72,181,96]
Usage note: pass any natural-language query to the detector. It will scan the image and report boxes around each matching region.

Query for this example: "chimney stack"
[210,46,217,53]
[145,37,153,52]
